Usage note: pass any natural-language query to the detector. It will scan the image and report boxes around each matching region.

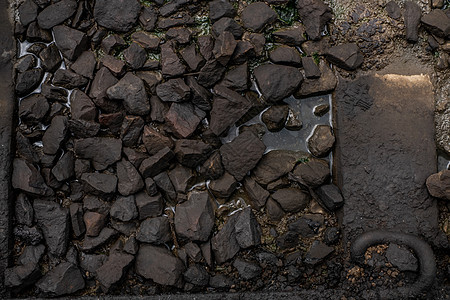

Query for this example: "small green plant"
[274,0,298,26]
[312,52,320,65]
[140,0,153,7]
[296,157,309,164]
[434,51,440,58]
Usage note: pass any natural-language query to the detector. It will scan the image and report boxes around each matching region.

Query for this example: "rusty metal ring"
[351,230,436,299]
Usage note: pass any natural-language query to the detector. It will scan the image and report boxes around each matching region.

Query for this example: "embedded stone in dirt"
[135,192,164,220]
[209,86,252,136]
[131,31,160,51]
[12,158,53,196]
[156,78,191,103]
[385,1,401,20]
[254,64,303,103]
[135,245,185,287]
[290,159,330,188]
[272,187,310,213]
[174,139,213,168]
[42,115,68,155]
[252,150,308,185]
[315,184,344,211]
[233,258,262,280]
[241,2,277,32]
[53,25,88,61]
[110,196,138,222]
[234,208,261,249]
[81,173,118,195]
[106,72,150,116]
[33,199,69,257]
[139,147,175,178]
[117,159,144,196]
[15,68,44,96]
[304,241,334,265]
[166,27,192,45]
[220,131,265,181]
[36,262,85,296]
[421,9,450,38]
[122,43,146,70]
[74,137,122,170]
[269,46,302,67]
[385,244,418,272]
[37,0,77,29]
[273,25,306,46]
[96,253,134,292]
[307,125,335,157]
[325,43,363,71]
[296,0,332,40]
[94,0,140,32]
[261,105,289,132]
[404,1,422,43]
[174,191,215,242]
[136,216,172,244]
[289,214,324,237]
[426,170,450,201]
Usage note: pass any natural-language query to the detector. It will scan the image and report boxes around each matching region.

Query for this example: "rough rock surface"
[94,0,140,32]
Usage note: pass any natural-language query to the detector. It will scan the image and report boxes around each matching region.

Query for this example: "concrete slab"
[0,0,15,296]
[334,73,447,247]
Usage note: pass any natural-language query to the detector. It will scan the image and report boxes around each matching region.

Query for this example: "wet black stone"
[52,151,74,182]
[94,0,140,32]
[83,211,106,237]
[157,14,195,30]
[234,207,261,249]
[323,227,340,245]
[69,203,85,238]
[81,173,118,195]
[184,264,210,286]
[219,63,248,92]
[209,0,236,22]
[295,60,337,98]
[404,1,422,42]
[199,151,224,180]
[166,27,192,45]
[273,25,306,46]
[52,69,88,89]
[174,191,215,242]
[26,22,52,42]
[110,196,138,222]
[139,6,158,31]
[70,89,97,121]
[209,86,252,136]
[37,0,77,29]
[276,231,299,249]
[53,25,88,61]
[153,171,177,202]
[123,147,148,169]
[307,125,335,157]
[101,34,127,54]
[68,119,101,138]
[15,194,34,227]
[39,43,62,72]
[186,76,212,111]
[19,0,38,26]
[135,245,185,287]
[16,55,37,73]
[243,32,266,55]
[290,159,330,188]
[325,43,363,71]
[233,258,262,280]
[161,42,186,78]
[174,139,212,168]
[220,130,266,181]
[71,51,96,79]
[135,192,164,219]
[165,102,206,138]
[132,31,160,51]
[180,44,205,72]
[41,83,68,103]
[421,9,450,38]
[18,93,49,123]
[302,57,321,78]
[16,132,39,164]
[243,177,269,209]
[137,71,163,94]
[304,241,334,265]
[212,17,244,39]
[213,31,237,66]
[136,216,172,244]
[106,72,150,116]
[209,172,237,198]
[89,67,120,113]
[231,40,256,65]
[160,0,190,17]
[289,214,324,237]
[145,178,159,196]
[297,0,332,40]
[156,78,191,103]
[272,187,310,213]
[5,256,42,289]
[315,184,344,211]
[124,42,147,70]
[41,115,68,155]
[385,244,418,272]
[198,35,215,61]
[33,199,69,257]
[241,2,277,32]
[96,253,134,292]
[15,68,44,96]
[36,262,85,296]
[117,159,144,196]
[184,242,202,263]
[209,274,234,289]
[139,147,175,178]
[99,112,126,136]
[142,125,174,156]
[100,55,126,77]
[80,253,106,275]
[262,105,289,132]
[211,214,240,263]
[254,64,303,103]
[197,59,227,88]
